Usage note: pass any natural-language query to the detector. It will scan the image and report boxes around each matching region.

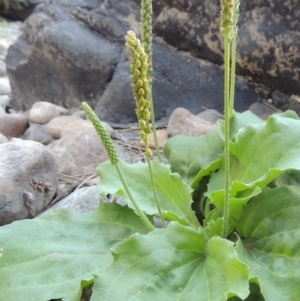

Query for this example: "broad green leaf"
[0,202,150,301]
[93,222,250,301]
[97,160,200,228]
[207,114,300,203]
[235,186,300,301]
[163,129,224,185]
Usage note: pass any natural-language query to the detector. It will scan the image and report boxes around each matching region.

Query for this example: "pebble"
[60,118,114,138]
[22,123,53,145]
[167,107,218,137]
[0,113,29,138]
[46,115,83,139]
[29,101,68,124]
[47,129,109,175]
[147,129,169,149]
[249,103,278,120]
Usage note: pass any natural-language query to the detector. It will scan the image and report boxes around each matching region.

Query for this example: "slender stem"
[146,156,166,227]
[222,36,231,238]
[115,162,154,231]
[149,92,162,162]
[229,35,237,117]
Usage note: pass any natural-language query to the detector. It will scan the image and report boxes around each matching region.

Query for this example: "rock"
[249,103,278,120]
[270,90,290,111]
[0,113,28,138]
[0,133,8,144]
[197,109,222,123]
[6,0,262,123]
[167,107,218,137]
[47,130,109,175]
[0,0,48,21]
[5,0,140,110]
[60,119,114,138]
[147,129,169,149]
[154,1,300,95]
[97,40,262,123]
[29,101,68,125]
[0,61,6,77]
[22,123,53,145]
[36,185,101,218]
[46,115,83,139]
[0,77,11,94]
[0,139,58,225]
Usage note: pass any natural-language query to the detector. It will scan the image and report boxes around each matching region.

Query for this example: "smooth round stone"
[29,101,68,125]
[46,115,82,139]
[0,113,28,138]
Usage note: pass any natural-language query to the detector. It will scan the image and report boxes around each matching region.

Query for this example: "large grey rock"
[96,40,262,123]
[6,1,137,110]
[0,139,58,225]
[154,0,300,95]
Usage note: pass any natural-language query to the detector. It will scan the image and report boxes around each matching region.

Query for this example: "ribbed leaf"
[93,222,250,301]
[235,186,300,301]
[0,202,150,301]
[97,160,200,228]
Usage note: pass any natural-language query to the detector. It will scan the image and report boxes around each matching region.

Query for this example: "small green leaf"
[93,222,250,301]
[0,202,150,301]
[164,129,224,185]
[97,160,200,228]
[235,186,300,301]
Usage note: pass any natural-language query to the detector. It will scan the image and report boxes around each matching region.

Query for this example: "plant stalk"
[146,157,166,227]
[222,36,231,238]
[229,35,237,117]
[115,162,155,231]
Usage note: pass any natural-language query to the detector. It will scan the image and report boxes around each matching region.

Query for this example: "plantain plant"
[1,0,300,300]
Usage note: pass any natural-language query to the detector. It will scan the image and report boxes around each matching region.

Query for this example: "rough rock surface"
[153,0,300,95]
[0,139,58,225]
[6,0,264,124]
[97,41,262,123]
[5,0,138,110]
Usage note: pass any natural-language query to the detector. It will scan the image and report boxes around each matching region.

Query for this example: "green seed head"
[126,30,153,155]
[82,102,119,165]
[220,0,239,39]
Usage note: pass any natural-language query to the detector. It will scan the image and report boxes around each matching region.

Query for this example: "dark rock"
[96,39,262,123]
[0,0,46,21]
[5,0,140,110]
[270,90,290,111]
[154,0,300,95]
